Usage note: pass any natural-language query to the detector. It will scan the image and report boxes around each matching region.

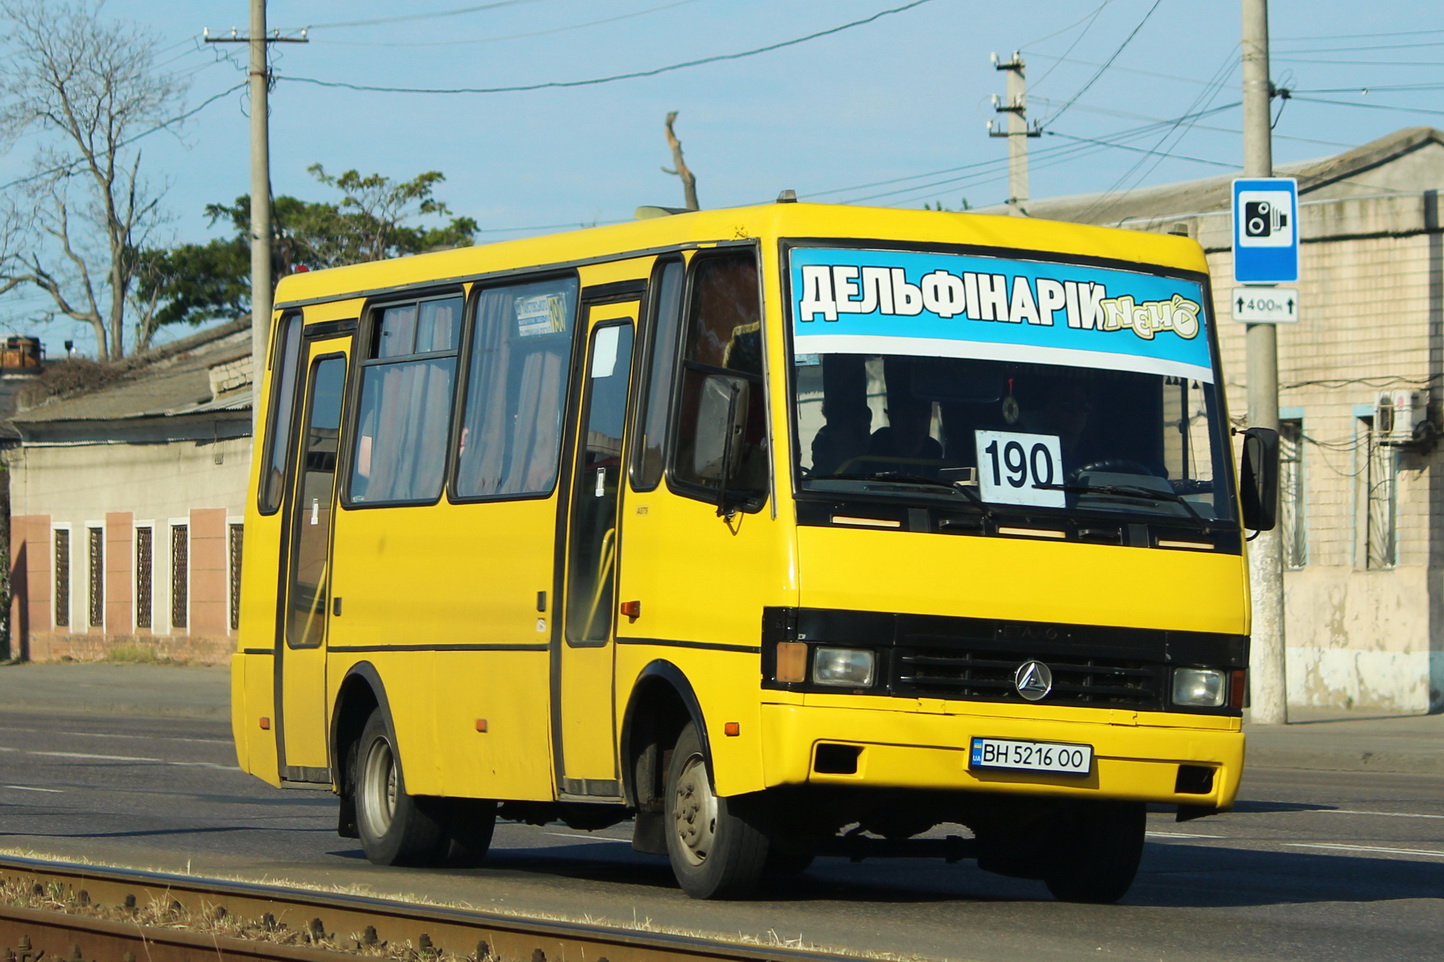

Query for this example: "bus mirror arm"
[693,373,750,514]
[1239,426,1280,533]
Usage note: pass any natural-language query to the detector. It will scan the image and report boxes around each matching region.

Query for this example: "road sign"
[1232,286,1299,324]
[1233,177,1299,283]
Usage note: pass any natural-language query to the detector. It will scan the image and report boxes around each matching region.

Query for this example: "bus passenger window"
[670,251,767,505]
[455,277,579,499]
[347,295,462,505]
[631,258,684,491]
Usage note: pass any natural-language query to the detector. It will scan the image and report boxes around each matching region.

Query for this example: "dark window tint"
[670,252,767,502]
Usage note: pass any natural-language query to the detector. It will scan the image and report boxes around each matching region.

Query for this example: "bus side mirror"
[1240,426,1280,531]
[693,374,749,484]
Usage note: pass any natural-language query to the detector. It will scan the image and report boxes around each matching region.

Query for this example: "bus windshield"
[787,245,1235,531]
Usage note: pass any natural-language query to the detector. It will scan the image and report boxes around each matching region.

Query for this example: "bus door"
[557,298,638,796]
[277,334,350,782]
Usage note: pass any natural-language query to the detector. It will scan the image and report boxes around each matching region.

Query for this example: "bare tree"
[0,0,188,360]
[662,111,700,211]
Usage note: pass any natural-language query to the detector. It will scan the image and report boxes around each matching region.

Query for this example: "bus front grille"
[893,648,1164,710]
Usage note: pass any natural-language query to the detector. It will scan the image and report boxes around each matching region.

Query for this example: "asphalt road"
[0,708,1440,962]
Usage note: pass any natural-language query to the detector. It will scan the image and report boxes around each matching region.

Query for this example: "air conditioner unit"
[1375,390,1427,445]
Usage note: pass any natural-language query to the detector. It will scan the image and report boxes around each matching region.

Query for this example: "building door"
[557,299,637,796]
[277,337,350,781]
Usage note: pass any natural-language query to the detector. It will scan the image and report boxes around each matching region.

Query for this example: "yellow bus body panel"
[234,201,1243,816]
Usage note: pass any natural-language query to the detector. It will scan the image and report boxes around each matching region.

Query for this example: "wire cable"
[1040,0,1163,126]
[278,0,937,95]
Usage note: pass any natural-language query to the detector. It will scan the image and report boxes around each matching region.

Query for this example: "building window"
[54,529,70,628]
[229,523,244,632]
[136,527,153,630]
[1358,417,1397,569]
[171,524,189,629]
[87,526,104,628]
[1279,419,1305,568]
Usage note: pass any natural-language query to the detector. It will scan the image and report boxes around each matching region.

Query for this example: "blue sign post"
[1233,177,1299,284]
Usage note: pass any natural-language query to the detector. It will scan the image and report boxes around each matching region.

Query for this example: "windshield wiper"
[817,471,994,515]
[1034,481,1217,532]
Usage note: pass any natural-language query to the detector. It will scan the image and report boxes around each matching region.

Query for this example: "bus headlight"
[1172,668,1226,708]
[813,647,876,687]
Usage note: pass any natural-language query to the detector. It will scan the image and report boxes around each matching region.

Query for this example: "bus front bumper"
[758,701,1244,812]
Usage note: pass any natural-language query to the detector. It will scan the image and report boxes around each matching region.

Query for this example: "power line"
[279,0,937,94]
[1041,0,1163,126]
[0,82,248,193]
[304,0,701,48]
[1290,95,1444,118]
[295,0,549,31]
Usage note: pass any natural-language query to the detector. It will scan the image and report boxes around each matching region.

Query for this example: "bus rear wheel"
[1042,800,1146,903]
[665,722,769,899]
[354,708,447,866]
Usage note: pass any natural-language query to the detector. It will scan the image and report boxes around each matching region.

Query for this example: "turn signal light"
[775,642,807,683]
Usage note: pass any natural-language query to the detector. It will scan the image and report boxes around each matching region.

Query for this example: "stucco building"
[5,321,252,664]
[1018,127,1444,712]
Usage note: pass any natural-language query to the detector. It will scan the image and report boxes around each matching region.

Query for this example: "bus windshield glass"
[788,245,1234,529]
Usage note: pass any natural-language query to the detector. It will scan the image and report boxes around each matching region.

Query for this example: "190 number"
[983,438,1058,489]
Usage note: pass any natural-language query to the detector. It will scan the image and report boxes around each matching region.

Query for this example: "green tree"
[137,166,477,330]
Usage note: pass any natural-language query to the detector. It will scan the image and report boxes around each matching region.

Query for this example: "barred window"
[1279,420,1305,568]
[88,526,104,628]
[136,527,154,630]
[1358,417,1397,569]
[171,524,189,629]
[54,529,70,628]
[229,523,244,632]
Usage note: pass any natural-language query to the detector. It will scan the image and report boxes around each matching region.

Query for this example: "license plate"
[969,737,1093,775]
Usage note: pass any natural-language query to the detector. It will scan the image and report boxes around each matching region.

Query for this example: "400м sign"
[789,247,1214,384]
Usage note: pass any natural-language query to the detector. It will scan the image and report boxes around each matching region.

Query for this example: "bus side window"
[630,257,685,491]
[669,251,767,506]
[258,313,304,515]
[455,276,579,499]
[348,295,462,505]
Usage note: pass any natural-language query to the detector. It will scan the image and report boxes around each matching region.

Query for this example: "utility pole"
[988,52,1040,214]
[1241,0,1289,724]
[205,2,307,417]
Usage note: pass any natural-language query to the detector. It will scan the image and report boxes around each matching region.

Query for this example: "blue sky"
[4,0,1442,357]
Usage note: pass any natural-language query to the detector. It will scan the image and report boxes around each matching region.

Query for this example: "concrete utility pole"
[1242,0,1289,724]
[988,52,1040,214]
[205,2,307,416]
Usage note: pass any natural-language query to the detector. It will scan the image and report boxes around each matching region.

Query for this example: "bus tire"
[442,798,498,868]
[354,708,447,867]
[1042,800,1146,904]
[664,721,769,899]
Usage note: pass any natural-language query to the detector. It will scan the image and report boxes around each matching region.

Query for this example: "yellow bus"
[231,200,1278,902]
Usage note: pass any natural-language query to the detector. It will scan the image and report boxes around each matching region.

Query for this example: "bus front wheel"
[664,722,769,899]
[1042,799,1146,903]
[354,708,447,866]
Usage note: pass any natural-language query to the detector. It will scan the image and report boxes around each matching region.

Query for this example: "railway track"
[0,855,859,962]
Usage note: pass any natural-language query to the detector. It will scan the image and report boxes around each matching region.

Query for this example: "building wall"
[1196,191,1444,711]
[6,434,251,664]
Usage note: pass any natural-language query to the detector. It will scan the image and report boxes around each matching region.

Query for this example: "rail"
[0,855,855,962]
